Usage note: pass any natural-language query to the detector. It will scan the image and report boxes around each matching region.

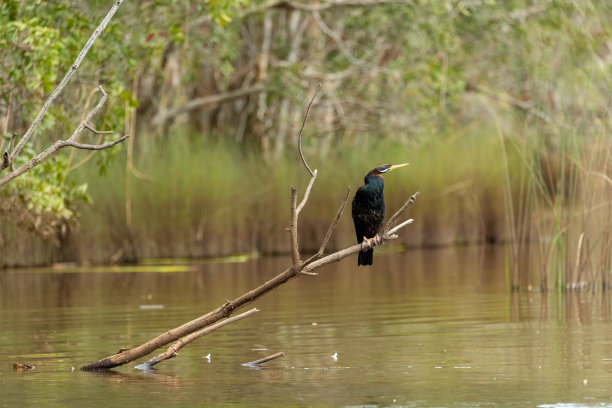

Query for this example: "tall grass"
[511,129,612,291]
[61,131,515,265]
[2,122,609,294]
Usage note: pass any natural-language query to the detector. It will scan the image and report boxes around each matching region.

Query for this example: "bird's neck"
[364,175,384,194]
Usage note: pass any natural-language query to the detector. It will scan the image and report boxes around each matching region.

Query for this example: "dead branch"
[152,85,264,126]
[297,85,320,177]
[80,88,419,371]
[137,308,259,369]
[0,86,128,186]
[245,0,414,15]
[0,1,127,185]
[8,0,124,162]
[242,352,284,367]
[80,183,418,370]
[384,191,421,235]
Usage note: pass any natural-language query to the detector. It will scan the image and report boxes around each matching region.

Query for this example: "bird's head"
[366,163,409,178]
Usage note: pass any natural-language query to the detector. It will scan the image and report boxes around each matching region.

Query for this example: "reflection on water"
[1,246,612,407]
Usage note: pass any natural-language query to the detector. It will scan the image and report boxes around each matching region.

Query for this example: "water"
[2,246,612,407]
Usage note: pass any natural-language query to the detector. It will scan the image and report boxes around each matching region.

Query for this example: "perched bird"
[351,163,409,266]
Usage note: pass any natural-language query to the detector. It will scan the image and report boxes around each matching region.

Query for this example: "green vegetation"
[0,1,610,290]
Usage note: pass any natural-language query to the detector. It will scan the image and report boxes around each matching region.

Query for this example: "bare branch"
[0,136,128,186]
[242,352,284,367]
[290,187,301,266]
[302,187,350,267]
[67,85,109,141]
[297,85,320,177]
[81,188,419,370]
[84,123,114,135]
[388,218,413,236]
[153,85,264,126]
[62,136,129,151]
[138,308,259,369]
[0,87,128,187]
[10,0,124,160]
[384,191,421,233]
[296,170,318,215]
[80,86,419,371]
[245,0,415,15]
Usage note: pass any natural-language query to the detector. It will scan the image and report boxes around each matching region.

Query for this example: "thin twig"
[297,170,318,215]
[298,84,320,177]
[385,191,420,233]
[10,0,124,160]
[302,187,350,267]
[242,352,284,367]
[388,218,413,236]
[0,87,128,186]
[68,85,109,142]
[138,308,260,369]
[62,137,129,150]
[290,187,301,266]
[84,123,114,135]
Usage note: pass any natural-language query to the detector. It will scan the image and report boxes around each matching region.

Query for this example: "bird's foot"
[360,233,385,252]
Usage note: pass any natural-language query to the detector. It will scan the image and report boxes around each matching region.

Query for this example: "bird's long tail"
[358,249,373,266]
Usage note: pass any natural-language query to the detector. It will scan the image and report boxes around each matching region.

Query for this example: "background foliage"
[1,1,611,289]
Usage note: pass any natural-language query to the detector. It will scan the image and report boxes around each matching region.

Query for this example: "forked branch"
[81,87,419,371]
[1,0,127,185]
[137,308,260,369]
[0,86,128,186]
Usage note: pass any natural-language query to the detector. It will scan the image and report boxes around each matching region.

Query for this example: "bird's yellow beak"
[389,163,409,171]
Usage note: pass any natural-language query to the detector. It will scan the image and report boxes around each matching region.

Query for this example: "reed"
[62,130,515,264]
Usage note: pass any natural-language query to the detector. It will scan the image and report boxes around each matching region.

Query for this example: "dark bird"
[351,163,409,266]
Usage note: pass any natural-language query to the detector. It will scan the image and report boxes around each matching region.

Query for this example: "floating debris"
[242,352,284,368]
[139,305,164,310]
[13,363,35,371]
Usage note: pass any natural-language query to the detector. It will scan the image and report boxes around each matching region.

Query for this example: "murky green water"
[2,246,612,407]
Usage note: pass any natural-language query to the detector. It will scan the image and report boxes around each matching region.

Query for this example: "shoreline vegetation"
[3,126,611,291]
[1,1,611,290]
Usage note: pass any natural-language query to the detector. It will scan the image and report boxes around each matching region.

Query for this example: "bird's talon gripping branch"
[360,233,386,252]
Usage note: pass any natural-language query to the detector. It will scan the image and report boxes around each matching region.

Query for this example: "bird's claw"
[360,233,385,252]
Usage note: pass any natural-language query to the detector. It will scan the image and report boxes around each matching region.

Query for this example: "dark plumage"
[351,163,408,266]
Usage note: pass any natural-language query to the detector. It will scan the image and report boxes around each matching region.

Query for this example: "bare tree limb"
[297,85,320,177]
[137,308,259,369]
[9,0,124,161]
[0,87,128,186]
[152,85,264,126]
[384,191,421,233]
[290,186,301,266]
[301,187,351,272]
[80,187,418,370]
[84,123,114,135]
[296,171,317,215]
[244,0,414,16]
[80,88,419,371]
[242,352,284,367]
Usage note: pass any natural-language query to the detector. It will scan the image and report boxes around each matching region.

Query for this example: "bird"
[351,163,409,266]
